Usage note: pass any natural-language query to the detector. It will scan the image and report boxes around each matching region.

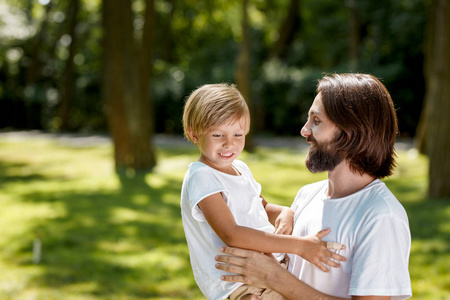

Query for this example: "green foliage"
[0,134,448,299]
[0,0,104,131]
[0,0,429,136]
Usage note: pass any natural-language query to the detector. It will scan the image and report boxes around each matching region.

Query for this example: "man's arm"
[215,247,391,300]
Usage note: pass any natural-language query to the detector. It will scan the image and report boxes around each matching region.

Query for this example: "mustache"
[306,136,317,144]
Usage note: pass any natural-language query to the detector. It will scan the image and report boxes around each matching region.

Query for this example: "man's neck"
[326,161,376,199]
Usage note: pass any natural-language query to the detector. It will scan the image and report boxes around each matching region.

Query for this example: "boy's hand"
[297,228,346,272]
[274,207,294,235]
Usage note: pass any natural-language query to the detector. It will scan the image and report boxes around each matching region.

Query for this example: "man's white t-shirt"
[288,179,412,299]
[181,160,280,300]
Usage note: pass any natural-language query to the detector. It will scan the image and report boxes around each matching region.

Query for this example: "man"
[215,73,412,300]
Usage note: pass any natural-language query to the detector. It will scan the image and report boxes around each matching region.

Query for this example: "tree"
[420,0,450,198]
[235,0,254,150]
[58,0,80,131]
[268,0,301,60]
[102,0,156,176]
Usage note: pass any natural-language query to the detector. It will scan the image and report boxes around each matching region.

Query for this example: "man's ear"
[187,128,199,144]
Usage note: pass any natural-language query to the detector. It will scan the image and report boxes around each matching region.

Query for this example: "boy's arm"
[198,192,344,272]
[216,247,391,300]
[261,196,294,235]
[216,247,388,300]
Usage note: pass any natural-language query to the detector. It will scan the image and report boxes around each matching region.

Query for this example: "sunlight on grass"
[0,135,448,299]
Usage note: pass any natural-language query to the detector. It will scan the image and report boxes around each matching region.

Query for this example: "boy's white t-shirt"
[181,160,279,300]
[288,179,412,299]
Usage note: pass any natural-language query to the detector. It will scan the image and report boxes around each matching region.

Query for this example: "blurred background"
[1,0,449,192]
[0,0,449,299]
[1,0,430,136]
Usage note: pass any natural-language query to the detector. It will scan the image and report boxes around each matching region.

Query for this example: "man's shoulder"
[357,179,408,219]
[295,180,328,199]
[301,179,328,191]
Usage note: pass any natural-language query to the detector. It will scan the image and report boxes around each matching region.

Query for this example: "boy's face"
[192,117,247,175]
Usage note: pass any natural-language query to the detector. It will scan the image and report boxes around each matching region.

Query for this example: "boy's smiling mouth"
[219,152,234,158]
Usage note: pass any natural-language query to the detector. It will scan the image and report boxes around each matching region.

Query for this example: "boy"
[181,83,344,300]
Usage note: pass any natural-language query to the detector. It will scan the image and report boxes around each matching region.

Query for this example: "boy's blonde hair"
[182,83,250,143]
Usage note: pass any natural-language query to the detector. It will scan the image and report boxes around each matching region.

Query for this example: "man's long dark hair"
[317,73,398,178]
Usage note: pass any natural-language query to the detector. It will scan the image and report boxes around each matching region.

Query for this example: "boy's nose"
[223,137,233,148]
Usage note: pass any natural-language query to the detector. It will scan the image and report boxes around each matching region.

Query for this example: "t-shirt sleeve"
[350,215,412,299]
[186,167,226,222]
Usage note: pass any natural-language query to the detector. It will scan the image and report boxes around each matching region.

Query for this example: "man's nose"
[301,125,311,137]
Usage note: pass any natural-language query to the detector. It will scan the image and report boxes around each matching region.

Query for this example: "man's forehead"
[308,94,325,116]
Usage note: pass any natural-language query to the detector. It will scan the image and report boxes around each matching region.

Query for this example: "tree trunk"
[423,0,450,198]
[26,2,53,86]
[269,0,301,60]
[235,0,254,150]
[59,0,80,131]
[102,0,156,176]
[254,0,301,133]
[161,0,175,63]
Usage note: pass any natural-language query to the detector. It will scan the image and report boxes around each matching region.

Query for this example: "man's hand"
[215,247,283,289]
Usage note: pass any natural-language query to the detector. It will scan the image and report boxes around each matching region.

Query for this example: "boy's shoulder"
[188,161,210,174]
[187,160,251,177]
[232,159,248,168]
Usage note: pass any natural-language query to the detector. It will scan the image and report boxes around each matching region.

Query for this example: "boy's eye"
[212,134,222,137]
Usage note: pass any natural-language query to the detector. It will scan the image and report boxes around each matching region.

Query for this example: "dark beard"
[305,136,343,173]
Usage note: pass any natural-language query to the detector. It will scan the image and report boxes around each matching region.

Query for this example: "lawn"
[0,133,448,299]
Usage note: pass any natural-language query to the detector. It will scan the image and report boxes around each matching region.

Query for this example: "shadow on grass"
[0,161,48,185]
[387,179,450,297]
[1,159,199,298]
[386,179,449,241]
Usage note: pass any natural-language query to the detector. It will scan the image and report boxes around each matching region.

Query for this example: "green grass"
[0,136,448,299]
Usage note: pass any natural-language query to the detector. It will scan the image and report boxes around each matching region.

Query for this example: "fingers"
[312,253,344,272]
[274,226,291,235]
[326,241,345,250]
[219,273,246,283]
[215,251,247,267]
[215,260,244,275]
[321,258,340,269]
[310,244,346,272]
[328,250,346,262]
[218,246,251,258]
[316,228,331,239]
[313,259,330,272]
[317,249,346,271]
[215,251,249,281]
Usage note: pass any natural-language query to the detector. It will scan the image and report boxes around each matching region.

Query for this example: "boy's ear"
[187,128,199,144]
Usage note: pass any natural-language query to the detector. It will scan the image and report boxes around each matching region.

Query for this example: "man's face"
[301,93,343,173]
